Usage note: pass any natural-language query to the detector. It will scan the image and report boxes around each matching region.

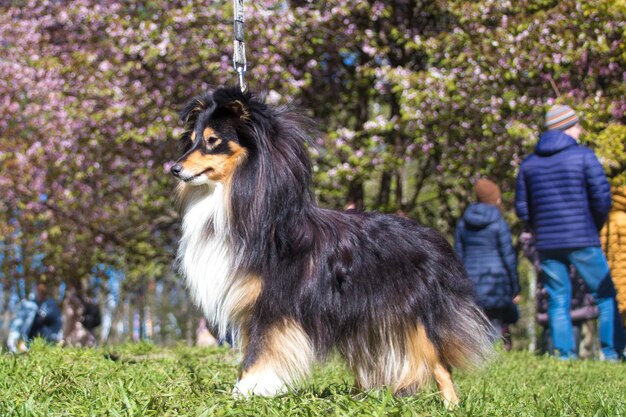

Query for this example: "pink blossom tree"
[1,0,624,284]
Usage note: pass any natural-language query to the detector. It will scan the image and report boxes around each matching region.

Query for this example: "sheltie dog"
[170,87,492,406]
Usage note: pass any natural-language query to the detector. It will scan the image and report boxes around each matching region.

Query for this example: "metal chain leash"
[233,0,247,92]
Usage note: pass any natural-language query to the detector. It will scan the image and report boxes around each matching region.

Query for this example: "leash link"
[233,0,247,93]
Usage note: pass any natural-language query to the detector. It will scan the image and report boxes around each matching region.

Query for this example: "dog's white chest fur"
[178,183,236,338]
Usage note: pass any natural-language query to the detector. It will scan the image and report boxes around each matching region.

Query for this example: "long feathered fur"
[172,87,493,404]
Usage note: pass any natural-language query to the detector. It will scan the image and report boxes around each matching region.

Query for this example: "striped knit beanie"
[545,104,579,131]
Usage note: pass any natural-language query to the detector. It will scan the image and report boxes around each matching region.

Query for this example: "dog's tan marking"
[346,322,456,402]
[229,100,251,120]
[191,98,206,116]
[235,319,314,397]
[394,325,459,405]
[393,324,439,393]
[182,100,206,122]
[433,362,459,409]
[180,150,218,176]
[228,274,262,325]
[202,127,222,148]
[203,127,214,139]
[220,142,248,180]
[179,142,247,183]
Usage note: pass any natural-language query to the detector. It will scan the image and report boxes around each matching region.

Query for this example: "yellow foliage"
[590,124,626,186]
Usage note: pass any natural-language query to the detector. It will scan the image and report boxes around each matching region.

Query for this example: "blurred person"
[455,178,521,349]
[62,281,99,347]
[6,297,38,353]
[8,282,62,352]
[520,231,598,357]
[601,185,626,324]
[5,278,28,351]
[515,104,625,360]
[29,283,63,344]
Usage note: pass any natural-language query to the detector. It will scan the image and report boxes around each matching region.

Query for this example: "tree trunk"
[394,170,403,210]
[345,80,370,209]
[346,180,364,210]
[377,171,392,208]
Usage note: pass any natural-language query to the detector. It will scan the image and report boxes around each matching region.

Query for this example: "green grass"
[1,340,625,416]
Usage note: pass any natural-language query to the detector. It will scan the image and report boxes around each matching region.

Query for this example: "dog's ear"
[226,99,250,120]
[180,94,212,124]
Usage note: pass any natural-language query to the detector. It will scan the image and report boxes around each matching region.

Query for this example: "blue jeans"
[540,247,625,360]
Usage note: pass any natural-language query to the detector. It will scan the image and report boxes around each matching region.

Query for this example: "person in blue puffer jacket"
[455,178,520,348]
[515,104,625,361]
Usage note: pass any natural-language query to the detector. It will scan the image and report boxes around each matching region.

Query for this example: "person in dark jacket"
[27,283,62,347]
[515,104,625,360]
[455,179,521,347]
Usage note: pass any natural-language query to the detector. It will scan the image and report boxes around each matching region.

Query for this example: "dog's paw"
[443,397,459,410]
[233,374,286,397]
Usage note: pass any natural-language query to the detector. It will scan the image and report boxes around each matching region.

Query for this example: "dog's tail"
[410,228,497,371]
[435,297,495,370]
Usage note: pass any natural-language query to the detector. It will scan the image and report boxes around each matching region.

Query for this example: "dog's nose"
[170,163,183,176]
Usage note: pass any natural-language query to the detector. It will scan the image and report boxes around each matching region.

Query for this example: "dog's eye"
[207,136,219,146]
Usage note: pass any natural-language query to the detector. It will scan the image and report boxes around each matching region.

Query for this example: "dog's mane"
[205,89,318,275]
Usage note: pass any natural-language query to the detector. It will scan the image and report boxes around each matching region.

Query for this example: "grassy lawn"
[1,341,625,416]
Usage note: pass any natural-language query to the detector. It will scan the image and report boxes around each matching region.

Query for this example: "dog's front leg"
[233,319,314,397]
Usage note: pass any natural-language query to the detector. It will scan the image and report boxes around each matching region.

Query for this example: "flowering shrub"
[1,0,623,283]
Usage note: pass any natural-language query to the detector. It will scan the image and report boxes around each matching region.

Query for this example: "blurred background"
[0,0,624,348]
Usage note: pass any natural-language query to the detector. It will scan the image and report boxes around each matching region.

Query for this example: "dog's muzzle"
[170,163,183,177]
